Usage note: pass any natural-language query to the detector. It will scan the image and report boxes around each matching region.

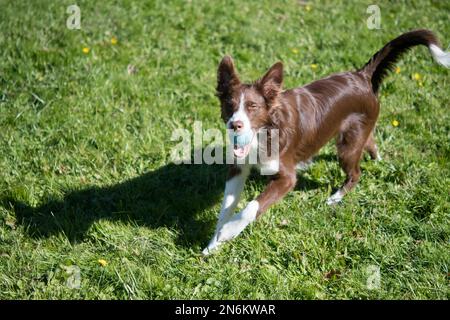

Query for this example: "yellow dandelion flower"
[413,73,421,81]
[291,48,299,54]
[311,64,318,70]
[82,47,90,54]
[305,5,311,12]
[98,259,107,267]
[392,120,399,127]
[395,66,401,74]
[111,37,118,45]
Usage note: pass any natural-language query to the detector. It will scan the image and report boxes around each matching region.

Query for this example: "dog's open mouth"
[232,131,255,158]
[233,143,252,158]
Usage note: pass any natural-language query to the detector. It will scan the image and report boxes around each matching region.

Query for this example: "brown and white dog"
[203,29,449,255]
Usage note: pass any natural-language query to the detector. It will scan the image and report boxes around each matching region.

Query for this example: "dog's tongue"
[233,144,251,158]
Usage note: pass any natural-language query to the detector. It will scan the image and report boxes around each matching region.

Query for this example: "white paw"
[217,215,250,242]
[216,201,259,243]
[217,219,245,242]
[202,232,222,256]
[202,243,220,256]
[203,201,259,255]
[202,220,242,255]
[326,190,344,205]
[202,238,220,256]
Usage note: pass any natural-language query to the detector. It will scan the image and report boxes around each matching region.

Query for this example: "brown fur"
[216,29,444,217]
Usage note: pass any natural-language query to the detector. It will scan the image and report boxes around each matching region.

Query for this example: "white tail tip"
[429,44,450,68]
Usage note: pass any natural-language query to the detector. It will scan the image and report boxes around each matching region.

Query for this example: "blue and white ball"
[232,130,253,147]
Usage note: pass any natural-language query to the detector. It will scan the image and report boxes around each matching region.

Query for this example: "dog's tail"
[360,29,450,94]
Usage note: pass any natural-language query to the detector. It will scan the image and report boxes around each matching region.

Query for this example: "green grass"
[0,0,449,299]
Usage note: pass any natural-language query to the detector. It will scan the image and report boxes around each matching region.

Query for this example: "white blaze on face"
[227,93,254,158]
[227,93,251,132]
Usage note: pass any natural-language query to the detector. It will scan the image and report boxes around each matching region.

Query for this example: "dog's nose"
[231,120,244,132]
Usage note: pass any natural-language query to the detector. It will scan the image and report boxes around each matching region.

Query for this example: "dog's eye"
[246,103,258,110]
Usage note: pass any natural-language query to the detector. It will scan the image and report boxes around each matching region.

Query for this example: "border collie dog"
[203,29,449,255]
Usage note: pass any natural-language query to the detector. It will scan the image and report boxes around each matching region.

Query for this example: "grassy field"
[0,0,449,299]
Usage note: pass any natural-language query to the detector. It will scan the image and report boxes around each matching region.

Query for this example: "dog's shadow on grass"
[3,157,324,248]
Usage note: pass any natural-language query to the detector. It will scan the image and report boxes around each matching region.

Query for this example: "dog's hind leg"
[202,164,250,255]
[327,118,374,205]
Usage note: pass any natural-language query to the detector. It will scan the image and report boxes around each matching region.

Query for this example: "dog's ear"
[257,62,283,101]
[217,55,240,100]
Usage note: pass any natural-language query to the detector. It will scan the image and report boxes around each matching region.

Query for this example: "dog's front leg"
[214,167,297,247]
[202,165,250,255]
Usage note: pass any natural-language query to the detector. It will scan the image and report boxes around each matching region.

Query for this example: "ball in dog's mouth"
[232,130,255,158]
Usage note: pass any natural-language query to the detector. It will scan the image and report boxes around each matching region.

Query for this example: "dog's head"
[216,56,283,159]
